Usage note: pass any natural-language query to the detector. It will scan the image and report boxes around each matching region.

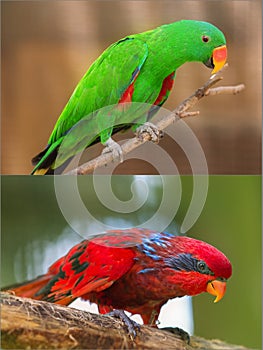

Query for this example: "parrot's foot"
[160,326,190,344]
[107,309,141,339]
[102,138,124,163]
[136,122,163,143]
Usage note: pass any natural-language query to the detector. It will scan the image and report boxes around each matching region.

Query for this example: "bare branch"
[205,84,245,96]
[65,65,245,175]
[1,292,252,350]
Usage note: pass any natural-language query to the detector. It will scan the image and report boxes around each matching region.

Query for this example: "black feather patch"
[165,253,214,276]
[71,259,89,274]
[35,267,66,296]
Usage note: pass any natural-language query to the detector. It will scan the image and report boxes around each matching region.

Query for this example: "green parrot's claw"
[136,122,163,143]
[102,138,124,163]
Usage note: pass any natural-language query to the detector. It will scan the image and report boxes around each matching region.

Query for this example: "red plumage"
[153,71,175,106]
[6,228,232,325]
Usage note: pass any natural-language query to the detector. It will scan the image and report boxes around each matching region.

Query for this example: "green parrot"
[31,20,227,174]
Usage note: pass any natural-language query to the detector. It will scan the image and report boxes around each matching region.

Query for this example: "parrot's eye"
[202,35,210,43]
[197,261,208,272]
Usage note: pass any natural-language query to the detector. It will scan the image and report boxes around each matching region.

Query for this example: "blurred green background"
[1,175,261,348]
[1,0,261,174]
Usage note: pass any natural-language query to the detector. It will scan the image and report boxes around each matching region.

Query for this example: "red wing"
[40,238,136,304]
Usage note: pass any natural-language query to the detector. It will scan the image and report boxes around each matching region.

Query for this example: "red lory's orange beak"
[206,279,227,303]
[211,45,227,74]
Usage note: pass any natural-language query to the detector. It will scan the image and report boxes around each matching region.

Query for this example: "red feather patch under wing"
[118,69,140,104]
[119,82,135,103]
[154,72,175,106]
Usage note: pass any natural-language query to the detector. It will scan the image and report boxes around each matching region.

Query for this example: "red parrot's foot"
[102,138,124,163]
[136,122,164,143]
[161,327,190,344]
[107,309,141,339]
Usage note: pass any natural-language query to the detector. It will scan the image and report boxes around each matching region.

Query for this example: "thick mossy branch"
[65,65,245,175]
[1,292,253,350]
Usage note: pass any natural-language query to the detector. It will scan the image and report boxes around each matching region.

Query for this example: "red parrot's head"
[164,236,232,302]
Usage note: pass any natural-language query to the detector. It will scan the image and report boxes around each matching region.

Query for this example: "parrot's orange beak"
[211,45,227,74]
[206,279,227,303]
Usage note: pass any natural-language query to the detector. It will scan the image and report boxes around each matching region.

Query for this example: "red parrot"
[5,228,232,329]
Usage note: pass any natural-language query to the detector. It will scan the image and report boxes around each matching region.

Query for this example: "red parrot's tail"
[2,274,53,300]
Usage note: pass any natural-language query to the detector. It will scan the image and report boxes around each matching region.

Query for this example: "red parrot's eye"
[197,260,212,274]
[202,35,210,43]
[197,261,206,271]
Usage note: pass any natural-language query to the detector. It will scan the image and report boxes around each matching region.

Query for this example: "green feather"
[48,38,149,146]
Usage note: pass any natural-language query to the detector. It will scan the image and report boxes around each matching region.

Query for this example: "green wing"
[32,37,149,173]
[48,37,149,145]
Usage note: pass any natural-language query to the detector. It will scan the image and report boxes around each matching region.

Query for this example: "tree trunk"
[1,292,254,349]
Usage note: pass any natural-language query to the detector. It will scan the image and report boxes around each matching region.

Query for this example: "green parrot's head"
[171,20,227,74]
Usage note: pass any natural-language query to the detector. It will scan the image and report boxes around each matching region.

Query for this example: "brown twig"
[205,84,245,96]
[65,65,245,175]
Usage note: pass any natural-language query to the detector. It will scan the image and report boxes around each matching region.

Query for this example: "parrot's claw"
[107,309,141,339]
[136,122,163,143]
[160,326,190,344]
[102,138,124,163]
